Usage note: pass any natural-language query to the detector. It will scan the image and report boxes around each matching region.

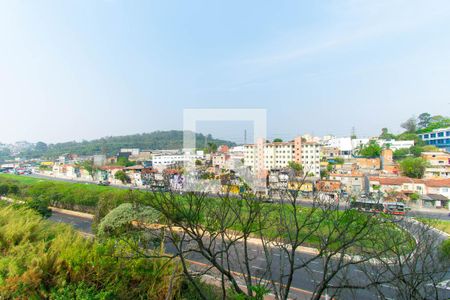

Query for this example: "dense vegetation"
[19,130,236,158]
[0,174,412,252]
[380,113,449,142]
[418,218,450,235]
[0,205,183,299]
[357,140,382,157]
[399,157,429,179]
[2,174,443,299]
[0,174,140,213]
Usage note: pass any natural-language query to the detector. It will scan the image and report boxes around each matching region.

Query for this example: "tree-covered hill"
[20,130,236,159]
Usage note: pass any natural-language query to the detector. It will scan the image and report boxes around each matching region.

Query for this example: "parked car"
[98,181,110,186]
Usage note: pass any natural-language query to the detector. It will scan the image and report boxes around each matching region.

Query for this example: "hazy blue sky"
[0,1,449,144]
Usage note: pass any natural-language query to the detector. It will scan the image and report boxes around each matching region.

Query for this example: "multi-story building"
[322,147,340,160]
[329,173,365,195]
[421,151,450,178]
[243,137,322,177]
[323,137,372,158]
[151,151,204,169]
[212,152,230,171]
[129,150,152,162]
[323,137,353,158]
[418,127,450,152]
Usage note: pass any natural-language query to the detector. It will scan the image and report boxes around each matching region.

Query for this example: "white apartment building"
[323,137,353,158]
[301,142,321,176]
[152,151,204,168]
[243,138,322,177]
[120,148,140,156]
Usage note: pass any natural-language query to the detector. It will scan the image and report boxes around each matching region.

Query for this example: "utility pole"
[244,129,247,144]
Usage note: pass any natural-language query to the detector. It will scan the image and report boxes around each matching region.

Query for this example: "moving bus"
[351,199,406,216]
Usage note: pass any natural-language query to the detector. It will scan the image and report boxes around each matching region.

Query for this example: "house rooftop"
[422,194,449,201]
[369,176,450,187]
[124,165,145,170]
[330,173,363,177]
[369,176,424,185]
[425,179,450,188]
[99,166,124,170]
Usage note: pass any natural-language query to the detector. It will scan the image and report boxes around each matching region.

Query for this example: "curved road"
[48,209,450,299]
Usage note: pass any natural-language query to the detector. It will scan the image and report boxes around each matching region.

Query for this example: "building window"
[438,132,444,137]
[431,133,436,138]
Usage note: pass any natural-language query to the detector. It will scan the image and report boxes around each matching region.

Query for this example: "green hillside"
[20,130,236,159]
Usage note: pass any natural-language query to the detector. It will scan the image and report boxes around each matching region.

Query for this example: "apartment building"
[322,147,340,160]
[152,151,204,169]
[419,127,450,152]
[421,151,450,178]
[243,137,322,177]
[212,152,230,170]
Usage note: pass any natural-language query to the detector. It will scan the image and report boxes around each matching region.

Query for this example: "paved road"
[48,209,450,299]
[48,210,377,299]
[49,211,93,233]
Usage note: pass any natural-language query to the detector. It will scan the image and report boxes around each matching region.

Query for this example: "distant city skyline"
[1,1,449,144]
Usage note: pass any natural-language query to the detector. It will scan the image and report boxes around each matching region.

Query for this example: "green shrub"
[25,196,52,218]
[0,184,9,195]
[0,206,182,299]
[97,203,160,237]
[114,170,131,184]
[409,193,420,202]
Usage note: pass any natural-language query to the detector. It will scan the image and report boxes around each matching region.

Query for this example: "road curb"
[50,207,95,220]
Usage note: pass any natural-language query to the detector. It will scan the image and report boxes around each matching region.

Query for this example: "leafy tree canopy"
[287,161,303,176]
[379,128,397,140]
[416,115,450,133]
[116,157,136,167]
[393,148,409,161]
[114,170,131,184]
[97,203,160,237]
[399,157,429,179]
[417,113,431,129]
[358,140,382,157]
[401,117,417,133]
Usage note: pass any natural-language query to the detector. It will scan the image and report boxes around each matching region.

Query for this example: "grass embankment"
[417,217,450,235]
[0,205,184,299]
[0,174,414,252]
[0,173,143,213]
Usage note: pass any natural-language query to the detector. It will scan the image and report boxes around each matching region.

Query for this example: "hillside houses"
[368,176,450,208]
